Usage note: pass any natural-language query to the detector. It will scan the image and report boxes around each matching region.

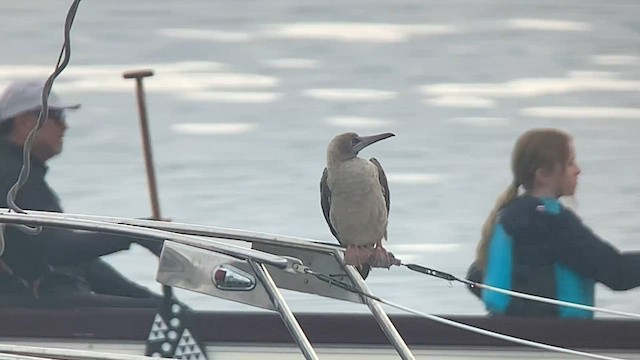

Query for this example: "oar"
[123,69,209,360]
[123,69,162,221]
[123,69,167,279]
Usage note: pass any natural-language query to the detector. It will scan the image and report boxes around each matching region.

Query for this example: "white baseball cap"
[0,79,80,122]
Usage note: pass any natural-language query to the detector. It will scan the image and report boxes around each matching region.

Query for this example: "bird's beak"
[353,132,395,153]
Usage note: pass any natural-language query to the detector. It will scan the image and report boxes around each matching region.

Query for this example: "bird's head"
[326,132,395,166]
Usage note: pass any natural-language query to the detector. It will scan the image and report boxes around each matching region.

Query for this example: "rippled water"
[1,0,640,316]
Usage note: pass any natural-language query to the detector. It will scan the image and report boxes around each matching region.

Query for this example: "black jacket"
[470,195,640,318]
[0,139,132,285]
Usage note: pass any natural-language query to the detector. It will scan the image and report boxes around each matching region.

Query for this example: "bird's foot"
[344,245,374,266]
[369,245,401,269]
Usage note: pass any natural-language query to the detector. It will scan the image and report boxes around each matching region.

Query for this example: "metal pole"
[0,354,57,360]
[7,209,342,253]
[0,344,151,360]
[249,260,319,360]
[0,211,290,269]
[339,253,416,360]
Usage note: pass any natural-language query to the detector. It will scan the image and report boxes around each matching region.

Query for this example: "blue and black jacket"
[468,195,640,318]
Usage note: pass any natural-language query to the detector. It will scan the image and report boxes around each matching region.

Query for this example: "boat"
[1,210,639,360]
[2,308,640,360]
[2,3,639,358]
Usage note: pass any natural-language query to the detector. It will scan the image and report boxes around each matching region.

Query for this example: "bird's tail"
[357,263,371,280]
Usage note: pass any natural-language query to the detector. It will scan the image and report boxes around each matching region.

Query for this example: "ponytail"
[475,183,519,269]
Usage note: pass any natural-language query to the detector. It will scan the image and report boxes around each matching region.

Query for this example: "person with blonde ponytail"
[467,128,640,318]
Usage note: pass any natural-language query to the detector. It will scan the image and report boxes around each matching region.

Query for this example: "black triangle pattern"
[174,329,206,360]
[144,298,209,359]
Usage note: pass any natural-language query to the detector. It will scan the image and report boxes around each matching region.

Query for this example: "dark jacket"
[0,139,133,293]
[470,195,640,318]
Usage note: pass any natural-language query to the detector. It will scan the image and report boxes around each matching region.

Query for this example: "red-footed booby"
[320,132,399,279]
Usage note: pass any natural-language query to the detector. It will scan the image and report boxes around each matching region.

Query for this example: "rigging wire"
[402,263,640,319]
[4,0,82,239]
[307,268,629,360]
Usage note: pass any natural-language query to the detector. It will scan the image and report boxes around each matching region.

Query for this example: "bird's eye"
[351,137,361,146]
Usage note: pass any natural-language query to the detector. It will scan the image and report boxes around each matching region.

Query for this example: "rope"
[403,263,640,319]
[5,0,82,236]
[308,268,629,360]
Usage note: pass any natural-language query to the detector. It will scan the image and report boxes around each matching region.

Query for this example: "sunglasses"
[30,109,66,124]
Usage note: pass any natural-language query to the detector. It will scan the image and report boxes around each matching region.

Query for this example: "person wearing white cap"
[0,79,161,303]
[0,79,80,161]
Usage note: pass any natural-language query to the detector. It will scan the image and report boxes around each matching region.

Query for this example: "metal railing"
[0,209,416,360]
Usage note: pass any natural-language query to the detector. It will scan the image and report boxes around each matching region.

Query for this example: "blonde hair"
[475,129,571,268]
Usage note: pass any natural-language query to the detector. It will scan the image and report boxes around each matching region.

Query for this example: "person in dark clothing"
[0,79,161,301]
[468,128,640,318]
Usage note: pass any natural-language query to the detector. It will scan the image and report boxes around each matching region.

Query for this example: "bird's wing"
[321,168,369,278]
[370,158,390,213]
[320,167,340,242]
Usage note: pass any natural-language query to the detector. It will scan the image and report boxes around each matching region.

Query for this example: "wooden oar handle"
[122,68,161,220]
[123,69,154,79]
[122,68,173,299]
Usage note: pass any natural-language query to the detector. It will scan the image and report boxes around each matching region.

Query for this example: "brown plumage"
[320,132,394,279]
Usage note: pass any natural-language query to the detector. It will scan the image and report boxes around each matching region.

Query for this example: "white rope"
[404,264,640,319]
[379,298,629,360]
[469,281,640,319]
[0,224,5,256]
[310,269,630,360]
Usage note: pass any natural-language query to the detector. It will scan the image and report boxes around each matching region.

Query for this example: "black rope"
[308,262,475,302]
[401,263,482,293]
[308,261,480,301]
[7,0,82,228]
[309,271,383,302]
[403,263,459,282]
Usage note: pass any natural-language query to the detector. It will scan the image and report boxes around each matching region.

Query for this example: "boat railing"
[0,208,416,360]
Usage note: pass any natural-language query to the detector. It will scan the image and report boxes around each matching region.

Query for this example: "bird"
[320,132,397,279]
